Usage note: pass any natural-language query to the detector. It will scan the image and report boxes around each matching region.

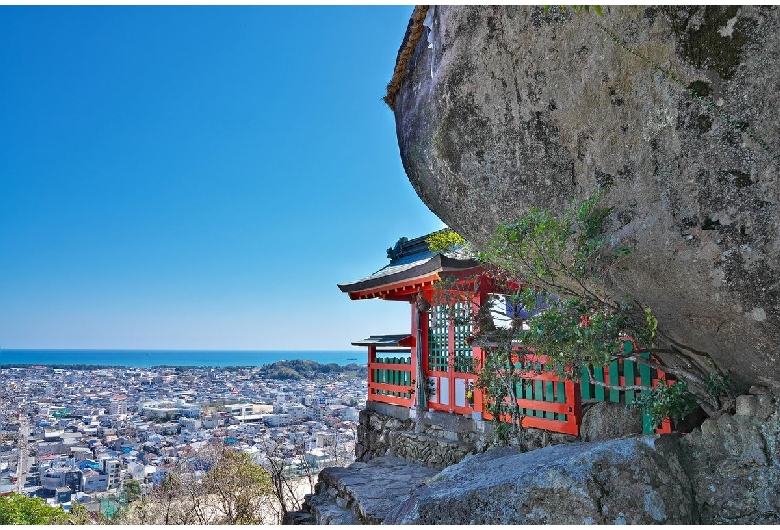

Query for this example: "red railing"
[474,352,581,436]
[367,349,413,407]
[364,344,672,437]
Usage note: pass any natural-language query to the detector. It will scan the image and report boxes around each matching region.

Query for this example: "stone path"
[300,456,439,524]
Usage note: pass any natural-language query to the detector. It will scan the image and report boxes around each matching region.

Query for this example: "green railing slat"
[556,381,566,421]
[639,352,654,434]
[639,357,652,387]
[534,380,544,417]
[624,360,636,404]
[594,367,605,401]
[581,366,592,400]
[609,361,620,403]
[545,381,555,419]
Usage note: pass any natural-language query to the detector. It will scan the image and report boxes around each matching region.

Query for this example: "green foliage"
[425,228,467,254]
[0,493,71,525]
[469,190,716,433]
[68,501,92,525]
[124,479,142,502]
[202,450,275,525]
[627,379,699,429]
[705,371,731,398]
[257,360,366,380]
[477,188,617,290]
[116,446,278,525]
[476,190,649,373]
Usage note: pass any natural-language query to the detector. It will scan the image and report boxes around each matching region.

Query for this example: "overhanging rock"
[391,5,780,392]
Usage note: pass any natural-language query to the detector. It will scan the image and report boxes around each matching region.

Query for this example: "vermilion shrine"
[338,234,672,436]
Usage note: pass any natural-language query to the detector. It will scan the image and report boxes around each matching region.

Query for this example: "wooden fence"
[580,341,673,434]
[368,355,413,407]
[476,354,581,436]
[364,345,672,436]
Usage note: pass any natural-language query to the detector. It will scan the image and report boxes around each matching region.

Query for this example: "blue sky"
[0,6,444,351]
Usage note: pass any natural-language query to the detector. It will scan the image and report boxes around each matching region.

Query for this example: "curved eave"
[346,273,441,301]
[338,254,483,301]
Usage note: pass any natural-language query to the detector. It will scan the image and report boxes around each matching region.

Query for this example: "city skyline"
[0,6,443,351]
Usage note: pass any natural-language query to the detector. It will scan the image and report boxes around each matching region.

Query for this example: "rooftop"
[337,233,478,300]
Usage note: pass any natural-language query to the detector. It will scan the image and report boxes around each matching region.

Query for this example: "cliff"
[390,5,780,393]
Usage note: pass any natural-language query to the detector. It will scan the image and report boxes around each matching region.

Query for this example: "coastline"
[0,349,366,368]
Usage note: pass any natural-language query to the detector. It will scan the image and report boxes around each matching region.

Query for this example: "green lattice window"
[428,304,449,372]
[427,302,473,373]
[452,302,473,373]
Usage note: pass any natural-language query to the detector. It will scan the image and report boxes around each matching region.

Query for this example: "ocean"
[0,349,365,368]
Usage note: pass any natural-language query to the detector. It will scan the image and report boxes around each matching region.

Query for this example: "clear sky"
[0,5,445,351]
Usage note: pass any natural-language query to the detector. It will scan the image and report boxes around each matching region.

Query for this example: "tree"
[430,190,732,443]
[200,449,275,524]
[68,501,93,525]
[113,443,277,525]
[0,493,71,525]
[123,479,142,503]
[259,441,312,523]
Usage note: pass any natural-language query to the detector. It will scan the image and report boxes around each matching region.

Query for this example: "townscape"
[0,362,367,517]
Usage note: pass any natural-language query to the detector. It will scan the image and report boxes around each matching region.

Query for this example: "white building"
[81,469,108,493]
[101,459,121,490]
[225,403,273,423]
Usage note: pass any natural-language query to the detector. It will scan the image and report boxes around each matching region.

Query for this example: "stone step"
[302,456,439,524]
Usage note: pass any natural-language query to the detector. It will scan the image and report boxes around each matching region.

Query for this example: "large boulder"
[382,437,696,524]
[391,6,780,392]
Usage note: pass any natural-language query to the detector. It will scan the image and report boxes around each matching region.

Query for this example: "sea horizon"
[0,348,368,368]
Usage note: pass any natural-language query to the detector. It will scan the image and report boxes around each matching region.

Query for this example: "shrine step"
[300,456,439,524]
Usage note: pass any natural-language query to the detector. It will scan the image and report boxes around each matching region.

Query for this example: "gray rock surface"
[392,5,780,392]
[679,395,780,524]
[299,398,779,524]
[383,437,696,524]
[580,401,644,442]
[302,456,438,524]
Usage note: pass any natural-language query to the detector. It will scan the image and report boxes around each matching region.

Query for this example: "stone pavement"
[295,456,439,524]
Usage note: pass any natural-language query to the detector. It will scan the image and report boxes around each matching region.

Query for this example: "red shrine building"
[338,233,672,436]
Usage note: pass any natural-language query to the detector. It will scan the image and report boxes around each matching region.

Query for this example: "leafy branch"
[432,190,732,437]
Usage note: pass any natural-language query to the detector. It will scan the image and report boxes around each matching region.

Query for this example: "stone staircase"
[291,456,439,524]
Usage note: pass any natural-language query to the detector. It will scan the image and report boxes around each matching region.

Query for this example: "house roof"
[337,233,480,300]
[350,334,414,351]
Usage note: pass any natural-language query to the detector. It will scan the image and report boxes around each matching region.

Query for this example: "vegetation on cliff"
[430,191,732,442]
[256,360,366,381]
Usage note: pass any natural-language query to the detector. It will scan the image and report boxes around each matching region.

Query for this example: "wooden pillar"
[367,345,376,403]
[471,274,491,418]
[414,292,431,427]
[409,301,418,409]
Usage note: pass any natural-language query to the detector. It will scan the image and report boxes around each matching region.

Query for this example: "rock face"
[382,396,780,524]
[383,437,697,524]
[580,402,644,442]
[297,397,779,524]
[679,391,780,523]
[392,5,780,391]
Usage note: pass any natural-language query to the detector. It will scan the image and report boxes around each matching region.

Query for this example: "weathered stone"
[736,394,758,416]
[383,437,696,524]
[755,394,776,421]
[716,414,742,458]
[303,457,438,524]
[580,401,644,442]
[737,421,768,466]
[677,403,780,524]
[391,5,780,394]
[302,402,780,525]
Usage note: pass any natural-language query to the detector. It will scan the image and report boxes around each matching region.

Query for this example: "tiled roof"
[337,233,478,295]
[350,334,412,347]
